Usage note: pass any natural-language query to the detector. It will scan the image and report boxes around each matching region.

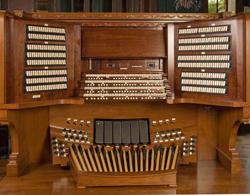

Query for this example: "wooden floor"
[0,133,249,194]
[0,161,249,194]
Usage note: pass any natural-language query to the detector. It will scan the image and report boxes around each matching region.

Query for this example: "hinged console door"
[174,16,245,104]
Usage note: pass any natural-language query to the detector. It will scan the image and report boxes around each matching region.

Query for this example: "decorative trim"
[23,12,219,22]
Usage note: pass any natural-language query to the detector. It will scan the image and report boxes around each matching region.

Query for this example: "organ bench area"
[1,11,250,188]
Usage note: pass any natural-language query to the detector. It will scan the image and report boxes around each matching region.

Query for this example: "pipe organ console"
[1,12,250,188]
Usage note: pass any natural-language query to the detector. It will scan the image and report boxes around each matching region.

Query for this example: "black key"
[113,121,122,145]
[104,121,113,144]
[139,120,149,144]
[121,121,131,144]
[95,120,104,144]
[131,121,140,144]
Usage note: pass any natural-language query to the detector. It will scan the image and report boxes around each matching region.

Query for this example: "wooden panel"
[197,107,218,161]
[6,107,50,176]
[167,24,175,94]
[82,27,166,58]
[217,108,242,174]
[7,18,76,103]
[0,110,7,123]
[74,170,177,187]
[174,16,245,104]
[245,14,250,102]
[0,13,5,104]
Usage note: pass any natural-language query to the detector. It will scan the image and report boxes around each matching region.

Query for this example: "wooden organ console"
[1,11,250,188]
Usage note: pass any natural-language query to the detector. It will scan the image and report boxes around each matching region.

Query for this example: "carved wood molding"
[19,12,219,23]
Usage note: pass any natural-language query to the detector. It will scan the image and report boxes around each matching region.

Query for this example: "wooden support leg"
[217,108,242,174]
[6,108,50,177]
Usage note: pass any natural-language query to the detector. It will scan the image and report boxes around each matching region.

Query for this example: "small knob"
[73,119,78,125]
[86,121,91,126]
[171,118,176,123]
[152,121,157,126]
[165,119,170,124]
[66,118,71,124]
[80,120,84,126]
[153,138,158,144]
[171,130,177,136]
[158,120,163,125]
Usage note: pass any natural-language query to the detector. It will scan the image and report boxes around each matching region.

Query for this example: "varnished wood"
[155,148,160,171]
[24,12,220,23]
[134,149,138,172]
[116,149,123,172]
[82,27,165,58]
[76,146,87,172]
[0,13,6,104]
[123,150,128,172]
[105,150,113,172]
[0,110,7,124]
[245,14,250,102]
[6,107,50,177]
[171,145,179,170]
[87,148,97,172]
[1,161,250,193]
[174,16,245,104]
[81,146,92,172]
[98,147,108,173]
[140,149,143,172]
[128,150,133,172]
[110,150,118,172]
[70,146,82,171]
[93,147,102,172]
[1,11,250,180]
[161,146,167,170]
[150,149,154,171]
[145,148,149,171]
[166,146,172,170]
